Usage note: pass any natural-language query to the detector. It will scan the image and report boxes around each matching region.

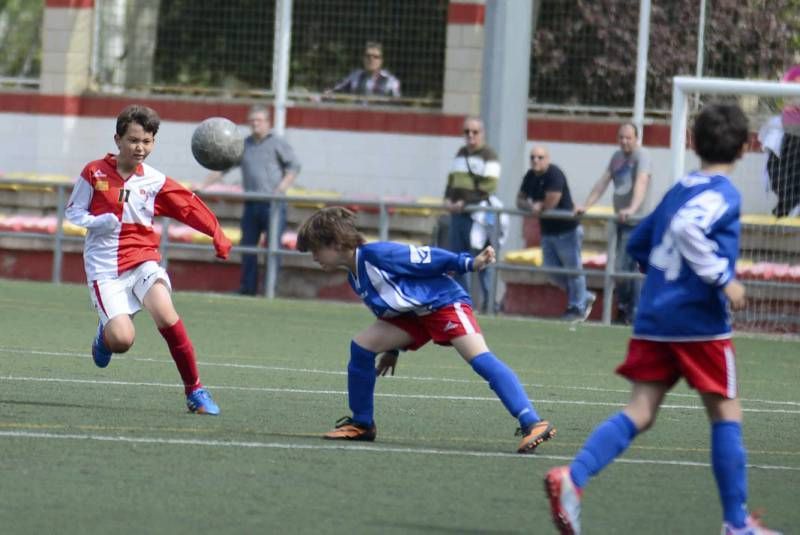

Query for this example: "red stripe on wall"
[526,119,670,147]
[286,107,466,136]
[46,0,94,7]
[447,3,485,25]
[38,95,83,115]
[0,91,673,146]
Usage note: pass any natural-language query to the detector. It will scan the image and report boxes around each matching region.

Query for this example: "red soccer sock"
[158,318,202,395]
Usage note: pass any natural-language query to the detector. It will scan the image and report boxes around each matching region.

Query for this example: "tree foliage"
[154,0,275,89]
[151,0,798,108]
[11,0,798,112]
[152,0,447,98]
[531,0,800,110]
[0,0,42,79]
[531,0,800,108]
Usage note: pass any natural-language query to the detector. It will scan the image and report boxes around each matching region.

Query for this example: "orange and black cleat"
[323,416,377,442]
[516,420,556,453]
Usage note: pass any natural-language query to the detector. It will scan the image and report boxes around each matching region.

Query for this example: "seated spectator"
[517,145,595,321]
[328,41,401,98]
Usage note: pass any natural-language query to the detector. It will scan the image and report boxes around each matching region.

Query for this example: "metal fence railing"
[3,177,800,335]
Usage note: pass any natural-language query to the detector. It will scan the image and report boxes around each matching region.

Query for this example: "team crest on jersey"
[409,245,432,264]
[94,180,109,191]
[92,169,107,179]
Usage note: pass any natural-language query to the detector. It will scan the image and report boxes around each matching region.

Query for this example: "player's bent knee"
[108,337,134,353]
[105,327,135,353]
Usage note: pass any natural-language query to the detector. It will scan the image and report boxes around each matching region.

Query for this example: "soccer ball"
[191,117,245,171]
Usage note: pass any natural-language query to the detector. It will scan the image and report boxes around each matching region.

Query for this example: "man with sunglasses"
[443,117,501,303]
[329,41,401,98]
[517,146,595,321]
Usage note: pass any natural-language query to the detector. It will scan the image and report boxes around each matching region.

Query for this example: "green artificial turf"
[1,280,797,534]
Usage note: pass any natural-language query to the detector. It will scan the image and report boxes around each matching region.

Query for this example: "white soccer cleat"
[544,466,581,535]
[722,514,783,535]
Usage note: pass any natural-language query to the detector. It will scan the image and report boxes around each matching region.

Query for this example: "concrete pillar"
[481,0,532,214]
[40,0,95,96]
[442,0,486,116]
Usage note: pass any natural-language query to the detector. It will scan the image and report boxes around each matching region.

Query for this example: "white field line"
[0,430,797,472]
[2,374,800,415]
[2,346,799,407]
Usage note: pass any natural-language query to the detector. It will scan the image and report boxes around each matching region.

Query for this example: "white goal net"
[670,76,800,336]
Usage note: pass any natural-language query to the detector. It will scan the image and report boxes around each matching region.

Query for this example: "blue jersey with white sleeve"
[348,242,474,318]
[626,171,741,340]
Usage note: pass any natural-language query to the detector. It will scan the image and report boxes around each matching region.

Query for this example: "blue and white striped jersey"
[348,242,474,318]
[627,171,741,340]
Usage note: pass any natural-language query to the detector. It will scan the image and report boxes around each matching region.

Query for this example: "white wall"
[0,112,778,215]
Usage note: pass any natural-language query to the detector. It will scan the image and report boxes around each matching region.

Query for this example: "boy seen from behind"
[544,104,782,534]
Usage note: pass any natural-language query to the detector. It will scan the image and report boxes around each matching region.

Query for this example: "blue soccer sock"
[712,420,748,528]
[470,352,540,429]
[347,341,377,426]
[569,412,638,489]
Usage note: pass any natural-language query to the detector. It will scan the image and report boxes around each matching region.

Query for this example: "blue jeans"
[474,262,493,313]
[447,212,474,291]
[615,223,640,316]
[239,201,286,295]
[541,225,588,310]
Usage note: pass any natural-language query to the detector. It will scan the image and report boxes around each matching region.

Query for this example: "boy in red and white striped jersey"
[66,104,231,415]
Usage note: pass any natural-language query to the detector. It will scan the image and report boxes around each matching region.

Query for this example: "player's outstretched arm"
[473,246,496,271]
[364,243,473,277]
[155,178,232,259]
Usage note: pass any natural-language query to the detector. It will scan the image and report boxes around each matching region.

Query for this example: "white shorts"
[89,261,172,324]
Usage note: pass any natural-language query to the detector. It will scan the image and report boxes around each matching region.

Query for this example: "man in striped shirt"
[443,117,501,297]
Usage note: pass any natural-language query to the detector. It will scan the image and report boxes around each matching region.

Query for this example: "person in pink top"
[66,104,232,415]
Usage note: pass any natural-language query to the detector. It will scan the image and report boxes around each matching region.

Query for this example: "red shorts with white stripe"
[616,338,738,399]
[383,302,482,351]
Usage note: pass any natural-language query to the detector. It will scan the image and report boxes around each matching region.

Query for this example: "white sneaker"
[544,466,581,535]
[582,292,597,321]
[722,514,783,535]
